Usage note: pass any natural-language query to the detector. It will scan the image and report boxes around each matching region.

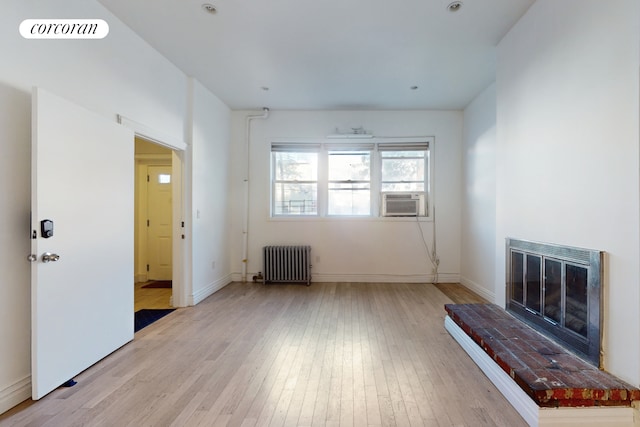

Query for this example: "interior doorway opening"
[134,137,175,311]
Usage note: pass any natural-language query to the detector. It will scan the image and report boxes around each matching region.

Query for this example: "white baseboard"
[190,274,233,305]
[459,276,496,302]
[0,375,31,415]
[232,272,460,284]
[444,315,636,427]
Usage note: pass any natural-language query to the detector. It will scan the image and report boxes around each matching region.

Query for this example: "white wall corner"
[0,375,31,415]
[190,274,233,305]
[459,276,496,303]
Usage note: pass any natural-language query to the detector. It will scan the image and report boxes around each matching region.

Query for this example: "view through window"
[271,140,431,217]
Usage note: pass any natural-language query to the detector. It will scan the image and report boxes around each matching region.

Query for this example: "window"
[379,144,427,192]
[271,140,431,217]
[328,147,371,215]
[271,144,320,215]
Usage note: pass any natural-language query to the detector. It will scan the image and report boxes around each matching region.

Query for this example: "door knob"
[42,252,60,263]
[27,254,37,262]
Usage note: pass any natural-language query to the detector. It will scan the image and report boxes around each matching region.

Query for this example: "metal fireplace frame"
[505,238,603,366]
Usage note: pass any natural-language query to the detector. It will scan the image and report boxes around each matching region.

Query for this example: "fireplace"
[505,238,603,366]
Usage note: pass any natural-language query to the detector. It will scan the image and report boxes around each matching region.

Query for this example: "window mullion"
[372,149,380,216]
[318,148,328,216]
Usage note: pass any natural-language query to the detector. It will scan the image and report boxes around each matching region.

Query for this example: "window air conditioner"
[382,192,425,217]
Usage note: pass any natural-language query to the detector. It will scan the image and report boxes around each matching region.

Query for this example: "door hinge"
[147,219,150,227]
[147,175,150,182]
[146,264,149,272]
[181,221,184,227]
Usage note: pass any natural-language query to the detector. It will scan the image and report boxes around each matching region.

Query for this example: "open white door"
[31,88,134,400]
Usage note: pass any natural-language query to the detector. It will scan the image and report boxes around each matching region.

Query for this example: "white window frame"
[326,143,374,216]
[270,137,434,219]
[271,143,321,216]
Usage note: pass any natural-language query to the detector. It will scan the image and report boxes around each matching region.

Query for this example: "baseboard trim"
[190,274,233,305]
[0,375,31,415]
[233,272,460,284]
[444,315,636,427]
[459,276,495,302]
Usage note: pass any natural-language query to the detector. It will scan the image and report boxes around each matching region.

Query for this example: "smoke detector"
[447,1,463,12]
[202,4,217,14]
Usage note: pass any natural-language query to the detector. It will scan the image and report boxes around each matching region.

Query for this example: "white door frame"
[118,115,191,307]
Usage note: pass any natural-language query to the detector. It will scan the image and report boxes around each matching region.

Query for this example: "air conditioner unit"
[382,192,425,217]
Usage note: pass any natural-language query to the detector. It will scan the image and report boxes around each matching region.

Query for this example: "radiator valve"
[252,272,263,282]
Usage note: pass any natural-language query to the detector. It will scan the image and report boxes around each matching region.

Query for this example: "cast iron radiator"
[263,245,311,286]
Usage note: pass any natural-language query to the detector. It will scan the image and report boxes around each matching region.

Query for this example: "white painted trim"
[444,315,635,427]
[134,153,172,161]
[117,115,187,151]
[190,274,233,305]
[0,375,31,415]
[459,276,496,302]
[125,119,191,309]
[231,272,460,284]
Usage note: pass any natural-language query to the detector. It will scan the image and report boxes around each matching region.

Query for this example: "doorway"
[134,137,174,311]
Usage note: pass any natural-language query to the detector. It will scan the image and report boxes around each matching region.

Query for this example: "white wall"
[189,79,233,303]
[229,110,463,283]
[496,0,640,385]
[0,0,232,414]
[461,84,497,301]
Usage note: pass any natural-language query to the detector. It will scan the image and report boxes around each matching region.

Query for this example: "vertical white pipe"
[242,108,269,282]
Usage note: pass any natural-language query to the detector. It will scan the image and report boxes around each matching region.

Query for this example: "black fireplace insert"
[506,238,603,366]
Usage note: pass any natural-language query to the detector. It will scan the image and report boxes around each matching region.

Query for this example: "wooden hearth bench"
[444,303,640,426]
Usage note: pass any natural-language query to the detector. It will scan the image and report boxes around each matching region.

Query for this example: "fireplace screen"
[506,239,603,366]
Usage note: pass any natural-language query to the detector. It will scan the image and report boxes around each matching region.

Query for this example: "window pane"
[382,158,424,182]
[328,152,370,181]
[158,174,171,184]
[381,182,425,192]
[273,183,317,215]
[328,183,370,215]
[274,152,317,181]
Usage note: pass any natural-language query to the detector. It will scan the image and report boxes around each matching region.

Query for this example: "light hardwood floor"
[1,282,525,426]
[134,281,173,311]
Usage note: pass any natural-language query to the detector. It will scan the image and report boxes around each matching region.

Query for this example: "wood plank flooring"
[1,282,525,426]
[134,281,173,311]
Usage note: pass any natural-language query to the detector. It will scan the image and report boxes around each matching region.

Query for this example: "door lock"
[42,252,60,263]
[27,254,37,262]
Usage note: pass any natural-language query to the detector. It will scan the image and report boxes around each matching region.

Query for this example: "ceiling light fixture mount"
[447,1,463,12]
[202,4,217,14]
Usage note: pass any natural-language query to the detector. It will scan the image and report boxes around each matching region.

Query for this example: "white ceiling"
[98,0,535,110]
